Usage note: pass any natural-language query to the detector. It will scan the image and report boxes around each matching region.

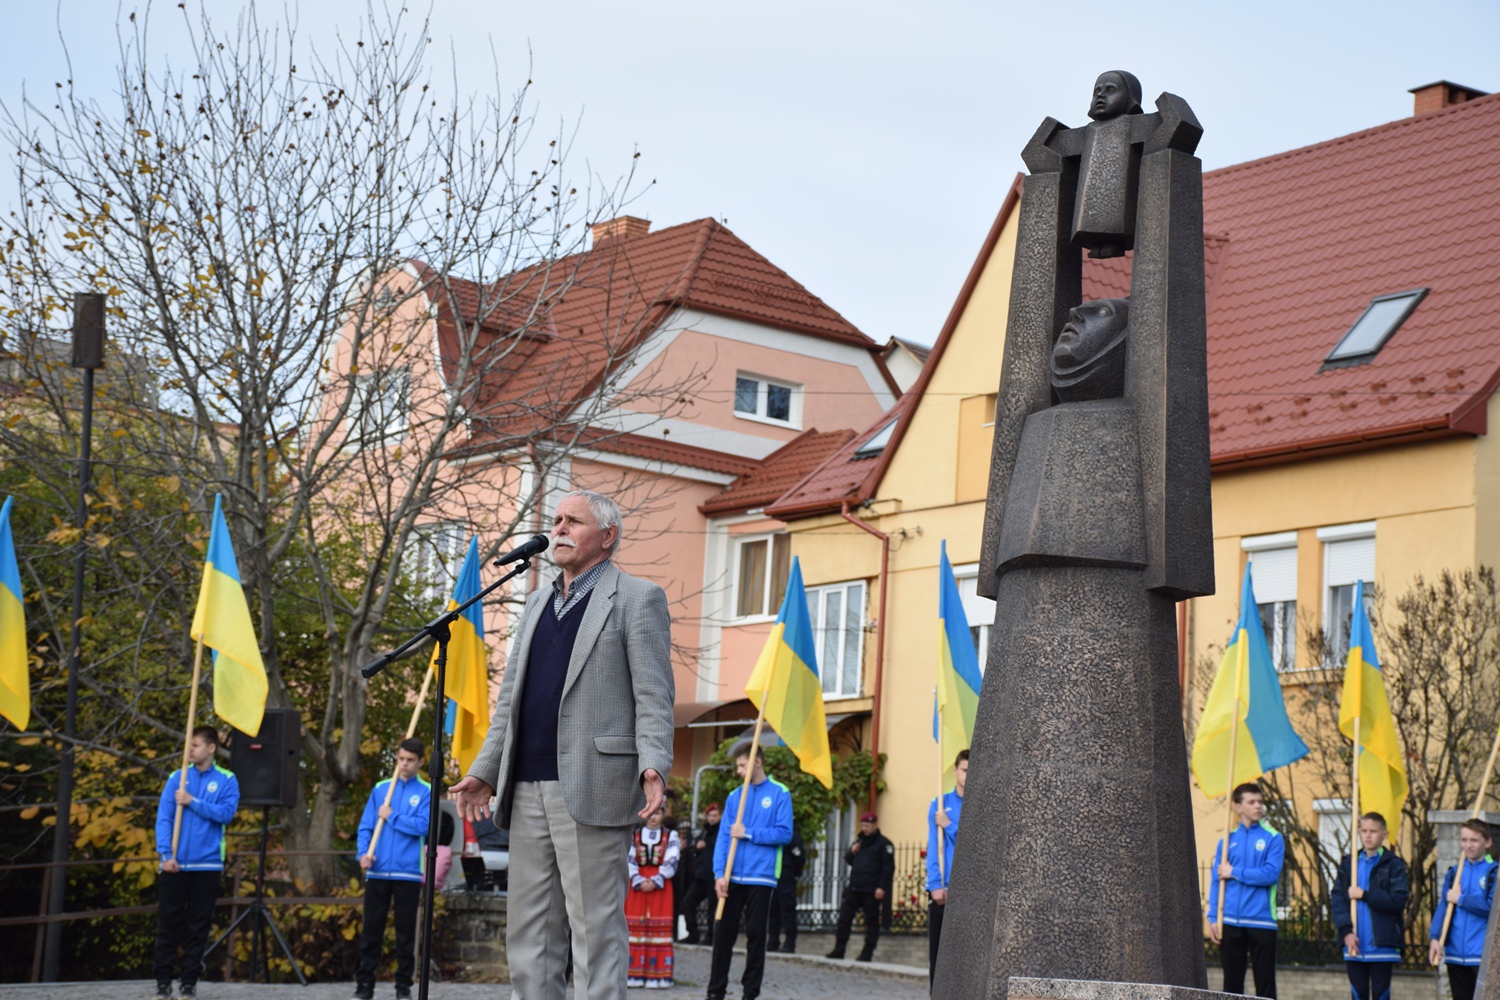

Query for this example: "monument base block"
[1010,977,1237,1000]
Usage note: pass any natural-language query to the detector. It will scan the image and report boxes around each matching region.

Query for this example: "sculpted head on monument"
[1051,298,1129,401]
[1088,70,1143,121]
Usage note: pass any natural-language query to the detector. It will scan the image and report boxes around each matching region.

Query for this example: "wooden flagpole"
[169,638,206,860]
[1350,712,1361,944]
[716,657,779,921]
[364,664,438,861]
[1434,724,1500,962]
[1215,691,1242,929]
[935,688,947,890]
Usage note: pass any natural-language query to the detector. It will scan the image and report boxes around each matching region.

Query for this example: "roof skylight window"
[1322,289,1427,369]
[853,421,895,460]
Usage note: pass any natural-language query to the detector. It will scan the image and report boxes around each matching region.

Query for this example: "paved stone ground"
[0,945,928,1000]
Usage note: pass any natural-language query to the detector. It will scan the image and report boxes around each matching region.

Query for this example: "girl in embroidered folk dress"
[627,805,680,988]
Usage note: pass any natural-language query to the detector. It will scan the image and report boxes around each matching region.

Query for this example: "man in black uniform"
[678,802,721,945]
[826,812,894,962]
[766,828,806,953]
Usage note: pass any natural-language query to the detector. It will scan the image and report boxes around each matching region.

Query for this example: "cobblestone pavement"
[0,945,928,1000]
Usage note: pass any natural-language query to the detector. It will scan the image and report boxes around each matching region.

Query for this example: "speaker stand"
[205,806,306,985]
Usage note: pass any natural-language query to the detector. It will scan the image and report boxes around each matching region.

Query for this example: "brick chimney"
[1409,80,1488,116]
[590,215,651,246]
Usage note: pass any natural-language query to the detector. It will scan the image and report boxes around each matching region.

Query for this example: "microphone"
[494,534,549,566]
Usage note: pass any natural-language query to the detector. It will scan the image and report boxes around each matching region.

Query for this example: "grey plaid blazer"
[466,562,675,828]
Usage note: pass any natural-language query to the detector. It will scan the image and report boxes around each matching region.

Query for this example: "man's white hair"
[560,489,623,556]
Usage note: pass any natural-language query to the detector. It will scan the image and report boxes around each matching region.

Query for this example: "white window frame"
[1318,522,1375,667]
[802,804,857,913]
[732,371,803,429]
[731,532,789,622]
[1242,532,1299,673]
[352,366,411,444]
[952,563,996,671]
[806,579,866,699]
[408,521,467,606]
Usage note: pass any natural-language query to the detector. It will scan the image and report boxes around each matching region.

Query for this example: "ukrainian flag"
[434,536,488,774]
[745,558,833,788]
[190,496,267,736]
[0,497,29,730]
[1338,580,1408,837]
[1191,562,1309,797]
[934,541,982,791]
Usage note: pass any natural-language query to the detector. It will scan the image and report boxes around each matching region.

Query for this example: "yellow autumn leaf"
[20,806,39,820]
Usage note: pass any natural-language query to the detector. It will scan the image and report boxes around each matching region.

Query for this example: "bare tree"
[0,3,711,884]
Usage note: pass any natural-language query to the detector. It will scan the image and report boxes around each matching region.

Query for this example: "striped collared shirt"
[551,560,611,619]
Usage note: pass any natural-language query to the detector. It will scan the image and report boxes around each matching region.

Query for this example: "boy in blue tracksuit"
[926,750,968,984]
[154,725,240,1000]
[355,737,432,1000]
[1332,812,1410,1000]
[1206,782,1284,998]
[707,741,793,1000]
[1428,819,1496,1000]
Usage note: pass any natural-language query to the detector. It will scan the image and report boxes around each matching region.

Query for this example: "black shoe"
[825,949,845,959]
[781,940,796,953]
[153,985,172,1000]
[856,952,874,962]
[179,985,197,998]
[396,988,413,1000]
[352,987,374,1000]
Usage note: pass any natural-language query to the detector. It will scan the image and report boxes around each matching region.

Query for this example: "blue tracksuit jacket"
[357,774,432,882]
[713,777,793,888]
[155,764,240,871]
[1428,855,1497,965]
[925,790,963,891]
[1205,820,1284,929]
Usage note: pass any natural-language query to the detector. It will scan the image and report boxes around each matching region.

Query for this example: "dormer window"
[734,373,801,427]
[1322,289,1427,369]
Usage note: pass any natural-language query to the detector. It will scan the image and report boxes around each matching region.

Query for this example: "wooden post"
[364,664,437,861]
[935,696,947,889]
[715,653,780,921]
[1349,713,1361,944]
[1434,724,1500,962]
[170,638,206,860]
[1215,693,1242,929]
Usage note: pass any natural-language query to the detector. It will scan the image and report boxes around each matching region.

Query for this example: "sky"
[1,0,1495,348]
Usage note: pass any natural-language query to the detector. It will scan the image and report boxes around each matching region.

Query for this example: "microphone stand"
[361,555,534,1000]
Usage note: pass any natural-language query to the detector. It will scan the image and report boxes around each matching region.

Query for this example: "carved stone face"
[1089,72,1135,121]
[1054,300,1128,369]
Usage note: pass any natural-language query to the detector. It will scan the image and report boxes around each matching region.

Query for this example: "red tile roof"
[764,397,915,518]
[775,92,1500,514]
[575,427,759,479]
[699,429,857,515]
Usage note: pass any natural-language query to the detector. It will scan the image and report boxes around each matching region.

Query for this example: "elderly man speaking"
[452,490,674,1000]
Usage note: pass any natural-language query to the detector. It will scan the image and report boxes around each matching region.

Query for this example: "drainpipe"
[840,501,889,814]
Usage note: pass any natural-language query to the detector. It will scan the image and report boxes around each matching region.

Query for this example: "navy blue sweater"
[513,590,593,783]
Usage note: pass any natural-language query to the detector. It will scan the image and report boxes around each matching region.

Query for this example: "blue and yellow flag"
[934,541,982,792]
[745,558,833,788]
[1191,562,1309,797]
[190,496,267,736]
[435,536,489,774]
[1338,580,1408,837]
[0,498,29,730]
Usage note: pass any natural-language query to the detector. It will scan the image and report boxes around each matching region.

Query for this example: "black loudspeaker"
[70,292,106,370]
[229,708,301,808]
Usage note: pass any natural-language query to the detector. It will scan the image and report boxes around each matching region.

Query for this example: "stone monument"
[932,72,1215,999]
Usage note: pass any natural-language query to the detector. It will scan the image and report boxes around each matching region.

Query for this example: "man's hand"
[849,840,861,854]
[715,877,728,899]
[731,822,748,840]
[638,768,665,820]
[874,888,886,901]
[1347,885,1365,900]
[1447,885,1462,904]
[1430,939,1444,966]
[936,811,952,829]
[450,775,495,823]
[1208,921,1222,944]
[161,859,179,873]
[378,804,393,821]
[695,839,706,851]
[1344,933,1360,957]
[174,787,193,806]
[1217,861,1233,879]
[359,854,374,870]
[931,888,947,906]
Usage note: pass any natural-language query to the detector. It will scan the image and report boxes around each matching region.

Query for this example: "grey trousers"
[507,780,633,1000]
